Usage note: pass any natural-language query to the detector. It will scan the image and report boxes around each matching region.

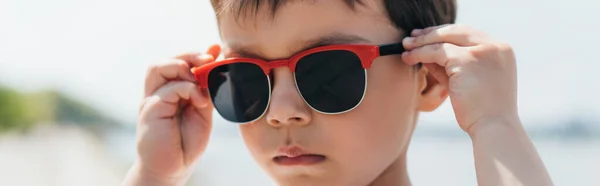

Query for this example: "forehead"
[218,0,401,60]
[214,0,359,18]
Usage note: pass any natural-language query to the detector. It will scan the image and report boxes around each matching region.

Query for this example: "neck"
[368,153,411,186]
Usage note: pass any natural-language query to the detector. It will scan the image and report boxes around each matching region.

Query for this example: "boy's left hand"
[401,24,518,135]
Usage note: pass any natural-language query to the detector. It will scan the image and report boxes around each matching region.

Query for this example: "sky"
[1,0,599,128]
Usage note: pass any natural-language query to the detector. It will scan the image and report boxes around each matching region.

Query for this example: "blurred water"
[197,137,600,186]
[107,119,600,186]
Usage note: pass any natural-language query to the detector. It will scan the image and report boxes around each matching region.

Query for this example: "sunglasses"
[191,42,406,123]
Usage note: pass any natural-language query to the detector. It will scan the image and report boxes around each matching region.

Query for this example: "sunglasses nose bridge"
[268,59,291,70]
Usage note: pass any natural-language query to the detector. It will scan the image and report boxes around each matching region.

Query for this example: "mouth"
[273,146,326,166]
[273,154,326,166]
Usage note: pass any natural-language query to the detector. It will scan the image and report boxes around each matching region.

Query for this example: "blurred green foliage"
[0,86,117,134]
[0,88,25,130]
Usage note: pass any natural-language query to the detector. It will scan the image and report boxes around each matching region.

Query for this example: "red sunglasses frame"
[191,42,405,88]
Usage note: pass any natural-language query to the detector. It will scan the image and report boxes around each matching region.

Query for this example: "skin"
[123,0,553,186]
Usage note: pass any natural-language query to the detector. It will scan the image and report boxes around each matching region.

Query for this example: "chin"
[266,167,369,186]
[273,176,369,186]
[272,177,334,186]
[264,164,335,186]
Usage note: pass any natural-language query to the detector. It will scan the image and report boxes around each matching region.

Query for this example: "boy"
[124,0,554,185]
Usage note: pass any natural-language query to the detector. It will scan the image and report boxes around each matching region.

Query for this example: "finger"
[144,44,222,97]
[410,29,423,36]
[175,53,215,68]
[141,81,209,119]
[144,59,196,97]
[180,106,212,165]
[401,43,467,77]
[411,24,449,37]
[404,24,478,50]
[177,44,222,67]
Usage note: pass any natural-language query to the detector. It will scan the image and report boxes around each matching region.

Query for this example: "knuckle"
[446,56,459,64]
[175,59,191,69]
[442,24,469,39]
[467,46,486,57]
[413,34,425,44]
[176,52,202,59]
[444,44,460,61]
[423,26,436,34]
[163,58,187,67]
[470,44,494,55]
[422,26,434,32]
[146,64,160,76]
[440,44,457,58]
[148,59,190,76]
[439,24,457,34]
[410,47,424,56]
[430,43,444,51]
[146,59,170,74]
[165,57,187,65]
[452,24,471,31]
[469,42,514,59]
[496,42,516,61]
[496,42,514,53]
[429,24,448,31]
[139,96,159,113]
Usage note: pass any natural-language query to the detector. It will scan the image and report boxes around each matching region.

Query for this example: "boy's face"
[218,0,431,185]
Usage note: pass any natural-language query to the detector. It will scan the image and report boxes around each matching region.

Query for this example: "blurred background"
[0,0,599,185]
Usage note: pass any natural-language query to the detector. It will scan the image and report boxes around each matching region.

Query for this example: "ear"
[417,66,448,112]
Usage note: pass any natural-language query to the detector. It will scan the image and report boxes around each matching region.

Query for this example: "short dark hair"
[211,0,457,35]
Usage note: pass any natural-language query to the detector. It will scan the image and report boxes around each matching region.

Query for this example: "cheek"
[322,56,419,178]
[344,56,419,143]
[238,121,280,162]
[371,57,419,143]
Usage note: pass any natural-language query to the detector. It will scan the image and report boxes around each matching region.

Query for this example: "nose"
[266,68,312,127]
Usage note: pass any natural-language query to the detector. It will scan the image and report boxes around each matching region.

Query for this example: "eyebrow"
[227,32,371,60]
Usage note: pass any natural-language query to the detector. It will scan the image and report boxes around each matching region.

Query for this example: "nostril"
[290,117,302,122]
[268,119,281,126]
[268,117,305,127]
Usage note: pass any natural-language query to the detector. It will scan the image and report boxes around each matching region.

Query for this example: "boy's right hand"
[125,45,221,186]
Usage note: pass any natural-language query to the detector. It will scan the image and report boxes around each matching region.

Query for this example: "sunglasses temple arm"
[378,42,422,68]
[378,42,405,56]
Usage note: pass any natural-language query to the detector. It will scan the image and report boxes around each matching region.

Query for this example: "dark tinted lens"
[208,63,270,123]
[295,50,366,113]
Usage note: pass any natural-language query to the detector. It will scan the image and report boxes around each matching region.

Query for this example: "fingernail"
[401,51,409,57]
[401,52,412,64]
[411,29,422,35]
[404,37,414,44]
